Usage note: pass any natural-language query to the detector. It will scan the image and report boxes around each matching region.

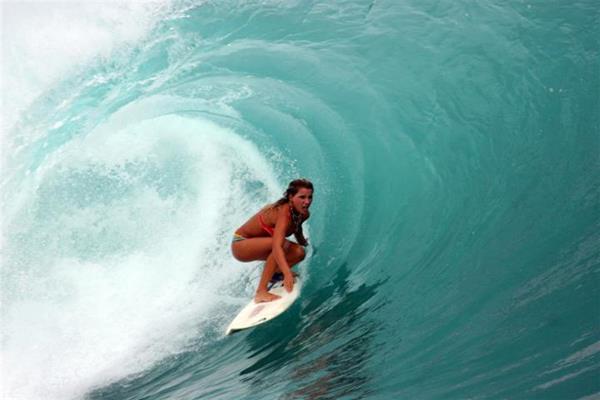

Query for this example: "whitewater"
[1,1,598,399]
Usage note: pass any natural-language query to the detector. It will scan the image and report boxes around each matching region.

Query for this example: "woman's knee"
[289,243,305,263]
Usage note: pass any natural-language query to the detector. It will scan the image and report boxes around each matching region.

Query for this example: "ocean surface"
[1,1,599,399]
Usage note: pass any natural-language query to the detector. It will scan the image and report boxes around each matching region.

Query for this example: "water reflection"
[242,263,385,399]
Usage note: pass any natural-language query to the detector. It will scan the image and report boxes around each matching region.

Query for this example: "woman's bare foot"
[254,291,281,303]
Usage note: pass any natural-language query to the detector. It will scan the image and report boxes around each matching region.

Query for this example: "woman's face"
[290,188,313,215]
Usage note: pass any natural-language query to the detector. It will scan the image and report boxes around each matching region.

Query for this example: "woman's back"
[236,204,296,238]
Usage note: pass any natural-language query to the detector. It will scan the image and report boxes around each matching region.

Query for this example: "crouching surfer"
[231,179,313,303]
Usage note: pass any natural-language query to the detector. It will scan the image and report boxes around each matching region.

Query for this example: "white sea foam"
[1,115,281,400]
[1,1,169,134]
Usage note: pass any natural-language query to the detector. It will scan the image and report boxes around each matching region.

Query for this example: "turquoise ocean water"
[1,1,599,399]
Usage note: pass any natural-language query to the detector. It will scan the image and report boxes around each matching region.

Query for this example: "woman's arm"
[294,212,309,246]
[273,207,294,291]
[294,225,308,246]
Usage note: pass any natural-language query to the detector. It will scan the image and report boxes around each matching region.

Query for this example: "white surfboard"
[225,276,302,335]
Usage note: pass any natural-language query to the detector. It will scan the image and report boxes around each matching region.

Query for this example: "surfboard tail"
[224,277,302,335]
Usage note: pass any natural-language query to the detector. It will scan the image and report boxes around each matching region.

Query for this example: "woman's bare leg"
[232,238,306,302]
[254,252,281,302]
[254,242,306,303]
[231,237,273,262]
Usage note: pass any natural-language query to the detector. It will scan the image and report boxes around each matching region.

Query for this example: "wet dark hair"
[273,178,314,207]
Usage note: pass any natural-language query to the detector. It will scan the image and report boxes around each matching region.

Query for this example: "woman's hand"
[283,272,294,293]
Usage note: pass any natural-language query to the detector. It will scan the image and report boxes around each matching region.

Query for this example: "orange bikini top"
[258,205,298,237]
[258,213,275,236]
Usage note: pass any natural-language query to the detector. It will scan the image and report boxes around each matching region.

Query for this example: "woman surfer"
[231,179,313,303]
